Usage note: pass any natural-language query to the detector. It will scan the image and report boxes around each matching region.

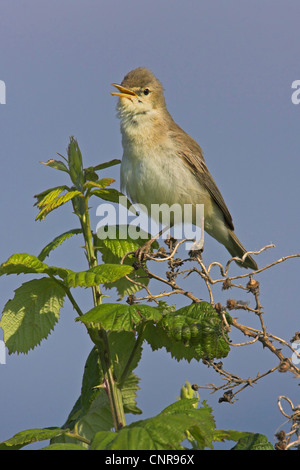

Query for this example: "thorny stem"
[74,194,126,431]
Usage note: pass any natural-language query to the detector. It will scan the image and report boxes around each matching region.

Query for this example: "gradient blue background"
[0,0,299,449]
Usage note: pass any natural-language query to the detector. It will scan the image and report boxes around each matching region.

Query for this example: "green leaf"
[0,253,72,280]
[55,333,143,447]
[38,228,83,261]
[92,189,137,215]
[34,186,68,207]
[90,159,121,171]
[77,303,163,330]
[0,277,66,354]
[0,253,49,276]
[68,137,84,189]
[231,433,274,450]
[41,443,87,450]
[90,431,116,450]
[144,302,231,362]
[121,372,142,415]
[65,264,133,288]
[83,159,121,182]
[84,178,115,190]
[53,348,113,445]
[0,427,68,450]
[108,330,142,380]
[95,225,158,299]
[90,403,215,450]
[75,392,114,441]
[161,399,216,450]
[36,190,82,221]
[41,159,69,173]
[96,225,158,259]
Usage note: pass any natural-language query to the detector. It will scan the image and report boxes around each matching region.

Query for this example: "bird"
[111,67,258,270]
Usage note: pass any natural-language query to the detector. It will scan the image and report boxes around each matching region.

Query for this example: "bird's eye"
[143,88,150,95]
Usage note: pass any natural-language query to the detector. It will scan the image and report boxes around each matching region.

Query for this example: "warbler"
[111,67,257,270]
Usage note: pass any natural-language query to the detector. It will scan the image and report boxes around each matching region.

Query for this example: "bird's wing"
[169,121,234,230]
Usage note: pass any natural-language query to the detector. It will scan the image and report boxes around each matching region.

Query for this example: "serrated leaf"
[36,190,82,221]
[41,159,69,173]
[0,427,68,450]
[77,303,163,330]
[231,433,273,450]
[57,334,142,446]
[121,372,142,415]
[84,178,115,190]
[75,392,114,441]
[65,264,133,288]
[144,302,231,362]
[108,330,142,381]
[95,225,158,299]
[0,253,49,276]
[0,253,72,280]
[90,407,214,450]
[0,277,66,354]
[161,399,216,450]
[92,188,137,215]
[83,161,121,183]
[34,185,69,207]
[38,228,83,261]
[41,443,87,450]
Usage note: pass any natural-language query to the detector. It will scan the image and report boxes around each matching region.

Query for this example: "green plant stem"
[119,322,146,387]
[49,275,84,317]
[75,194,126,430]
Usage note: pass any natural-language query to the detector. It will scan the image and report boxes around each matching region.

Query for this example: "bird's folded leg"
[188,215,205,256]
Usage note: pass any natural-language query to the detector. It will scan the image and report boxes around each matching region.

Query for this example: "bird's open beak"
[111,84,138,100]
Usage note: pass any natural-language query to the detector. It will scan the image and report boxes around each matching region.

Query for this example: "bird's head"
[111,67,166,119]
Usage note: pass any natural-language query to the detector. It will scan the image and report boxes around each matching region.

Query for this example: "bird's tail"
[225,230,258,270]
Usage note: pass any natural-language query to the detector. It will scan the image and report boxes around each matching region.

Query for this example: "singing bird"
[111,67,257,270]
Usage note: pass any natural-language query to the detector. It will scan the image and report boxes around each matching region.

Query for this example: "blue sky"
[0,0,300,449]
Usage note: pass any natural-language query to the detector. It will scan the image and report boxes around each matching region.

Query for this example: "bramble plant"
[0,137,298,450]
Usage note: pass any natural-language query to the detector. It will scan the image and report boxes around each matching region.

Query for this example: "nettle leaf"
[77,303,163,331]
[144,302,231,362]
[36,190,82,221]
[0,427,69,450]
[0,253,72,280]
[38,228,82,261]
[0,277,66,354]
[65,264,133,288]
